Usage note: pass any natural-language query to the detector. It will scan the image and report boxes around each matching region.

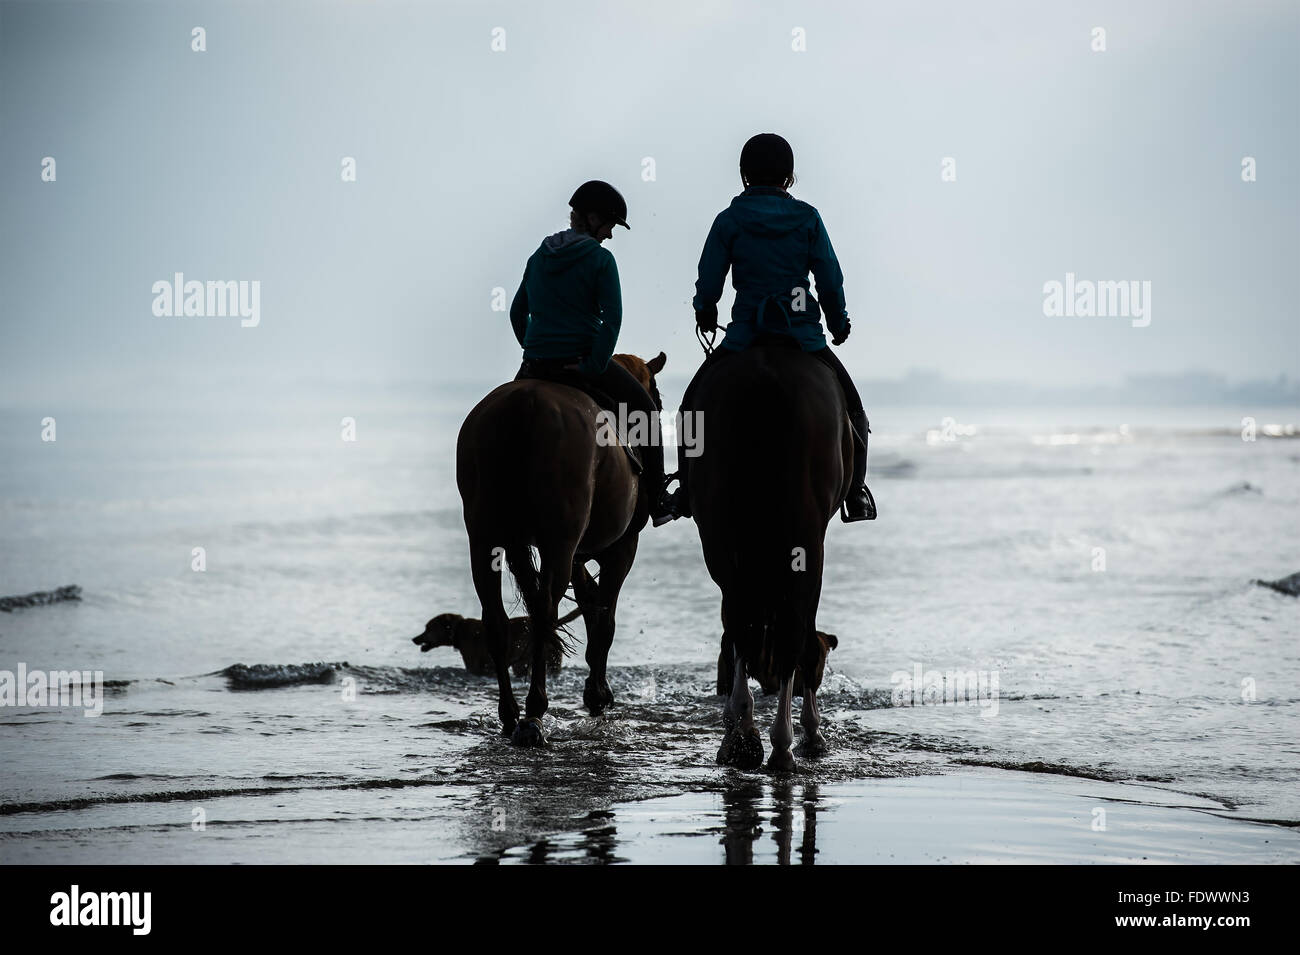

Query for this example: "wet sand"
[2,766,1294,865]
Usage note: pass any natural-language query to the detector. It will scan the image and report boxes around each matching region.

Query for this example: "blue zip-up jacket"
[692,185,848,352]
[510,229,622,375]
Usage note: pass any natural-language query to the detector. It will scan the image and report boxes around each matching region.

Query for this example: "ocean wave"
[219,662,347,689]
[955,757,1174,784]
[207,661,1065,715]
[1219,481,1264,496]
[1255,571,1300,597]
[871,457,918,478]
[0,584,81,613]
[226,508,460,542]
[0,777,451,817]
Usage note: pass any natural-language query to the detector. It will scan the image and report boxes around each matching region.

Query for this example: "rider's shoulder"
[710,206,743,234]
[787,196,823,220]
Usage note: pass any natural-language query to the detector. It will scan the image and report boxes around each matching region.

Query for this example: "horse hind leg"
[795,631,827,757]
[767,672,797,772]
[717,604,734,700]
[717,626,764,770]
[573,560,610,714]
[719,596,744,727]
[508,540,574,747]
[470,537,518,736]
[579,533,637,715]
[768,602,812,771]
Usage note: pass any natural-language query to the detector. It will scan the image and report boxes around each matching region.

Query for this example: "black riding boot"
[842,408,877,522]
[667,452,691,520]
[646,442,676,527]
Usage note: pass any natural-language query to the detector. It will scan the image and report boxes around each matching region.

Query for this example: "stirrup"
[665,486,692,521]
[650,489,679,527]
[840,485,877,523]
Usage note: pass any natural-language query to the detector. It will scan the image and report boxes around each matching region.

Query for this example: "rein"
[695,324,719,356]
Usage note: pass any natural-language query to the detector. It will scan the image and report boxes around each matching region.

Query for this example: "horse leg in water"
[769,672,797,772]
[469,535,518,736]
[716,642,733,698]
[766,598,805,771]
[717,598,764,769]
[574,533,637,714]
[795,626,827,756]
[572,561,607,711]
[511,537,578,747]
[716,605,734,698]
[718,645,763,769]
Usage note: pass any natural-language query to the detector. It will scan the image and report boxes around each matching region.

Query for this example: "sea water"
[1,389,1296,861]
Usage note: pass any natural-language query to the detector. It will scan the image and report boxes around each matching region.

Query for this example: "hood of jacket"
[727,187,818,238]
[538,229,603,272]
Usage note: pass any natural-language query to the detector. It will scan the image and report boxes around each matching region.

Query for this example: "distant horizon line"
[3,365,1298,411]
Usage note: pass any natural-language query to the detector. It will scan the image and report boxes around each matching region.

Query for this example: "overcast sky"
[2,0,1296,409]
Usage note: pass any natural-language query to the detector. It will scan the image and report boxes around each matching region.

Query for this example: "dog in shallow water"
[413,606,582,678]
[716,629,839,698]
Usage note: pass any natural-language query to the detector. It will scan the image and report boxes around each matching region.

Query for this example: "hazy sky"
[2,0,1297,408]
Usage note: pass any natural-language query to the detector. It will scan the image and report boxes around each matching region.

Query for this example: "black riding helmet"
[739,133,795,187]
[569,180,630,230]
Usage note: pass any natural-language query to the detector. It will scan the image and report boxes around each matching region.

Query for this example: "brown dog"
[716,629,838,697]
[413,606,582,677]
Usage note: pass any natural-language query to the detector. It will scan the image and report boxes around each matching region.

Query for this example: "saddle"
[751,329,802,349]
[515,358,643,474]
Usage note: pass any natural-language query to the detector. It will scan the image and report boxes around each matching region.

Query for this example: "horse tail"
[744,536,815,687]
[504,542,575,662]
[729,386,823,687]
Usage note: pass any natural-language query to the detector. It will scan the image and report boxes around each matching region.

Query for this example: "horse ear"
[647,351,667,375]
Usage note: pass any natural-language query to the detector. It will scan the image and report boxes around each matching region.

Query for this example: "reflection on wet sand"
[477,775,828,865]
[722,777,822,865]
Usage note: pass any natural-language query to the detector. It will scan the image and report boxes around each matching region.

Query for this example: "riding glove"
[695,303,719,333]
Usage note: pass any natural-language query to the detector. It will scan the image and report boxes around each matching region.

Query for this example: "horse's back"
[693,344,850,522]
[458,378,596,493]
[456,378,637,549]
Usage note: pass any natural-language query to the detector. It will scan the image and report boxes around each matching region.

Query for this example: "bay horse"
[688,339,853,771]
[455,352,667,746]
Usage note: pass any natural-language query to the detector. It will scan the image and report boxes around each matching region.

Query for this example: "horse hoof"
[717,726,764,770]
[767,747,796,773]
[510,717,547,748]
[795,731,827,757]
[583,679,615,716]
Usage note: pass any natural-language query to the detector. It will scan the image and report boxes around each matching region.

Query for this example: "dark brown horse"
[456,352,667,746]
[688,340,853,770]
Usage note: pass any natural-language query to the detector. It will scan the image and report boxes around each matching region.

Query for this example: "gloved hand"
[831,320,851,346]
[695,303,718,333]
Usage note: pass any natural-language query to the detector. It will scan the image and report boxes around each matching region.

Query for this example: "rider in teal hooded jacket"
[676,133,876,523]
[511,227,623,376]
[509,180,674,527]
[693,187,848,353]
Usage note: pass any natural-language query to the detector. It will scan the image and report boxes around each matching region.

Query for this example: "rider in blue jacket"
[675,133,876,522]
[509,180,674,527]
